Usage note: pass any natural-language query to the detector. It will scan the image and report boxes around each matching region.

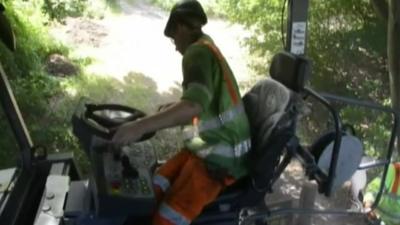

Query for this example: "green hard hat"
[164,0,207,38]
[0,3,16,51]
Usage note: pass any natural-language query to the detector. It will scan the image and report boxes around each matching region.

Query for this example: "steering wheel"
[81,103,155,142]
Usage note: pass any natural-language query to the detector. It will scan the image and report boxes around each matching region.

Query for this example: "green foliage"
[307,0,391,158]
[0,0,69,168]
[102,0,124,14]
[220,0,392,158]
[41,0,112,21]
[219,0,286,57]
[1,1,69,78]
[42,0,88,22]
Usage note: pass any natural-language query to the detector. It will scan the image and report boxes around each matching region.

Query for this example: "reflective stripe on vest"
[372,163,400,221]
[183,103,245,140]
[159,202,191,225]
[153,174,170,192]
[195,138,251,159]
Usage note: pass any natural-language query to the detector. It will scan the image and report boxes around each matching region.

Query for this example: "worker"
[363,162,400,225]
[112,1,251,224]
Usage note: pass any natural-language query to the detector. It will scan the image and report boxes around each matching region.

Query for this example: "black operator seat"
[199,52,311,214]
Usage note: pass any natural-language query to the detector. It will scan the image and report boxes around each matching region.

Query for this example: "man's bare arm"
[112,100,202,145]
[142,100,201,131]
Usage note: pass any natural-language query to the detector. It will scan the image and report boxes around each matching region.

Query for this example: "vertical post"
[286,0,309,56]
[297,181,318,225]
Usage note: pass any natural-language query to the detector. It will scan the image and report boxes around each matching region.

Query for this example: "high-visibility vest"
[389,163,400,195]
[182,38,250,160]
[180,36,251,179]
[370,163,400,225]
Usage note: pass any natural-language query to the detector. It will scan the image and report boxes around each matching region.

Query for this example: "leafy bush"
[0,1,71,168]
[219,0,392,158]
[1,1,69,76]
[42,0,88,22]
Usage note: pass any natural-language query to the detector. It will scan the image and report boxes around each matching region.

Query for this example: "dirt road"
[50,0,252,93]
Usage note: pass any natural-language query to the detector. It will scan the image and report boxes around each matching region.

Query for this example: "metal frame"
[283,0,394,199]
[240,92,399,225]
[304,88,343,196]
[286,0,309,56]
[320,92,399,211]
[0,62,39,225]
[0,60,81,225]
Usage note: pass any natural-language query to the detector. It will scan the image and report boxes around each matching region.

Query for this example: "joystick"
[121,155,139,179]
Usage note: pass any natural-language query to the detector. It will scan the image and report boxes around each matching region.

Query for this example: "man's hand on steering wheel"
[111,121,146,148]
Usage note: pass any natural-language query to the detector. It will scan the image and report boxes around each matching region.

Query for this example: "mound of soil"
[45,53,79,77]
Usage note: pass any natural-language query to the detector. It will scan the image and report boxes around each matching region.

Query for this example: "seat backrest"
[199,52,311,214]
[243,51,310,149]
[239,52,310,205]
[269,51,310,93]
[243,79,291,152]
[244,51,310,162]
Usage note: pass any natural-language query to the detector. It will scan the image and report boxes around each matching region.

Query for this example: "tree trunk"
[387,0,400,154]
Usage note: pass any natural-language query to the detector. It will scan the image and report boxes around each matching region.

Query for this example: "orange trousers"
[151,150,234,225]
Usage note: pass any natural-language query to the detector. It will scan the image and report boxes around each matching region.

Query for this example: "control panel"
[71,102,158,218]
[90,138,157,217]
[102,143,156,198]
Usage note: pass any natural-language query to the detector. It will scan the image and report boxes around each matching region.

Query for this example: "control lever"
[121,155,139,179]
